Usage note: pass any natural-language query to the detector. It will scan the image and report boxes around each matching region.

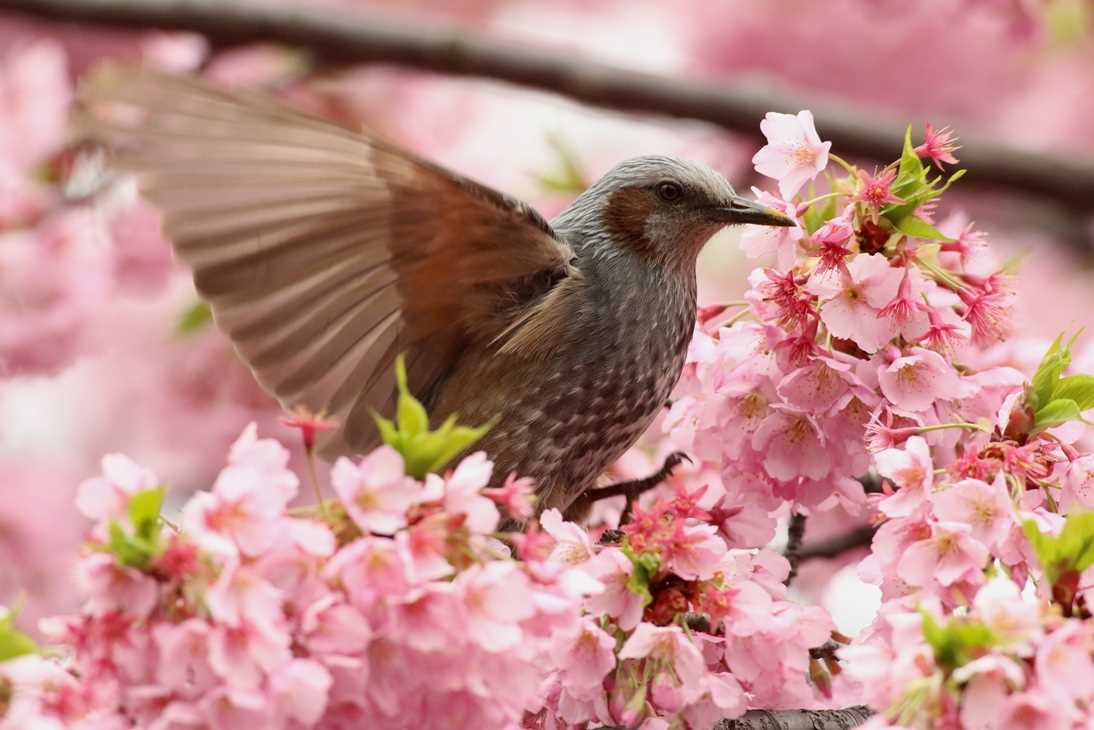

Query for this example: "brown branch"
[7,0,1094,217]
[717,705,873,730]
[797,525,877,562]
[601,706,874,730]
[783,512,808,586]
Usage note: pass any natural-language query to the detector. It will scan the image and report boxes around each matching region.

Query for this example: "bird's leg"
[566,451,692,523]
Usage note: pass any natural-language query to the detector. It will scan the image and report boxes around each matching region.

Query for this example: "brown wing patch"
[77,65,576,459]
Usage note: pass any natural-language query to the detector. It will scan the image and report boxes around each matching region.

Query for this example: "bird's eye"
[656,181,684,202]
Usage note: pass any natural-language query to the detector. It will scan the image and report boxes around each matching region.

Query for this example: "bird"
[76,66,794,518]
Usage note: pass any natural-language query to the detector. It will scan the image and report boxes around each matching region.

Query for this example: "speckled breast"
[468,268,698,513]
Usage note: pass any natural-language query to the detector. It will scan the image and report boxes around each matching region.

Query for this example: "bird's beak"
[706,196,796,227]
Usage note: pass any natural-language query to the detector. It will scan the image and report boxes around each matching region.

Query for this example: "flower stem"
[723,307,754,328]
[798,191,844,208]
[827,153,858,176]
[914,255,966,292]
[304,449,328,519]
[916,421,991,435]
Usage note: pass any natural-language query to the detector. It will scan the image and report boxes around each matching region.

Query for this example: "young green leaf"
[532,132,589,194]
[107,521,155,569]
[177,300,212,336]
[0,610,38,662]
[1050,374,1094,412]
[1023,519,1058,580]
[1023,511,1094,586]
[128,487,165,541]
[426,418,496,475]
[802,194,837,234]
[622,547,660,607]
[897,125,926,182]
[1032,398,1084,432]
[920,610,996,673]
[1028,332,1085,412]
[372,355,494,478]
[394,355,429,437]
[892,215,954,242]
[1056,511,1094,574]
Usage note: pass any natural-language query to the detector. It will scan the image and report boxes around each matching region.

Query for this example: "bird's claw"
[566,450,695,523]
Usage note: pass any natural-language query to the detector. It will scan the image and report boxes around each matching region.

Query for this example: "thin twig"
[6,0,1094,215]
[784,511,807,586]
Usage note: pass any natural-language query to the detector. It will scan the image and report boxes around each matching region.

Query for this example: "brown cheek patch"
[602,188,657,257]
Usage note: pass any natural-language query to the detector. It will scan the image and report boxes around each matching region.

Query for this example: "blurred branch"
[8,0,1094,217]
[797,525,877,562]
[606,707,873,730]
[783,511,807,585]
[717,706,873,730]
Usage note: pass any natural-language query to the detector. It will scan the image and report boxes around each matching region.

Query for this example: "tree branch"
[797,525,877,562]
[783,512,807,586]
[7,0,1094,216]
[716,705,873,730]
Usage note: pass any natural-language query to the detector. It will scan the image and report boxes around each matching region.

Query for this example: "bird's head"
[562,156,794,269]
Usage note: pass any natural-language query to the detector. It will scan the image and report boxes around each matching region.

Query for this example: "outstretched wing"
[77,65,576,458]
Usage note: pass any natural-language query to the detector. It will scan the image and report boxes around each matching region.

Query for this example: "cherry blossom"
[898,521,990,588]
[751,110,831,198]
[738,188,804,271]
[813,254,902,353]
[915,122,961,168]
[877,347,966,412]
[331,447,420,535]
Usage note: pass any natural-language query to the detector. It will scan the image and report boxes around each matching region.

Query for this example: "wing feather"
[78,65,575,458]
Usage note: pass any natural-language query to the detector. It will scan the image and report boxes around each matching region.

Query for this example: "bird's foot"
[566,451,692,523]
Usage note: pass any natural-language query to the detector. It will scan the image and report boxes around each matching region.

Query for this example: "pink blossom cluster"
[844,573,1093,730]
[531,491,836,729]
[10,425,598,730]
[0,417,846,730]
[0,41,179,378]
[666,111,1017,517]
[664,109,1094,727]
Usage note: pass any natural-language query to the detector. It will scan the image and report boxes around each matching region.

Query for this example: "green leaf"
[1030,334,1068,411]
[1023,519,1057,580]
[1033,398,1084,432]
[920,610,996,673]
[622,546,660,607]
[1057,511,1094,573]
[371,412,399,448]
[1028,332,1085,412]
[936,168,967,194]
[394,355,429,437]
[892,215,953,242]
[103,488,167,570]
[1024,511,1094,587]
[128,487,165,541]
[1051,375,1094,412]
[898,125,926,181]
[373,356,495,478]
[426,419,496,475]
[531,132,588,194]
[0,610,38,662]
[107,521,154,569]
[177,301,212,336]
[802,194,837,234]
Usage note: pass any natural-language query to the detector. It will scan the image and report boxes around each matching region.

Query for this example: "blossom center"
[792,145,818,167]
[738,391,768,421]
[560,542,590,565]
